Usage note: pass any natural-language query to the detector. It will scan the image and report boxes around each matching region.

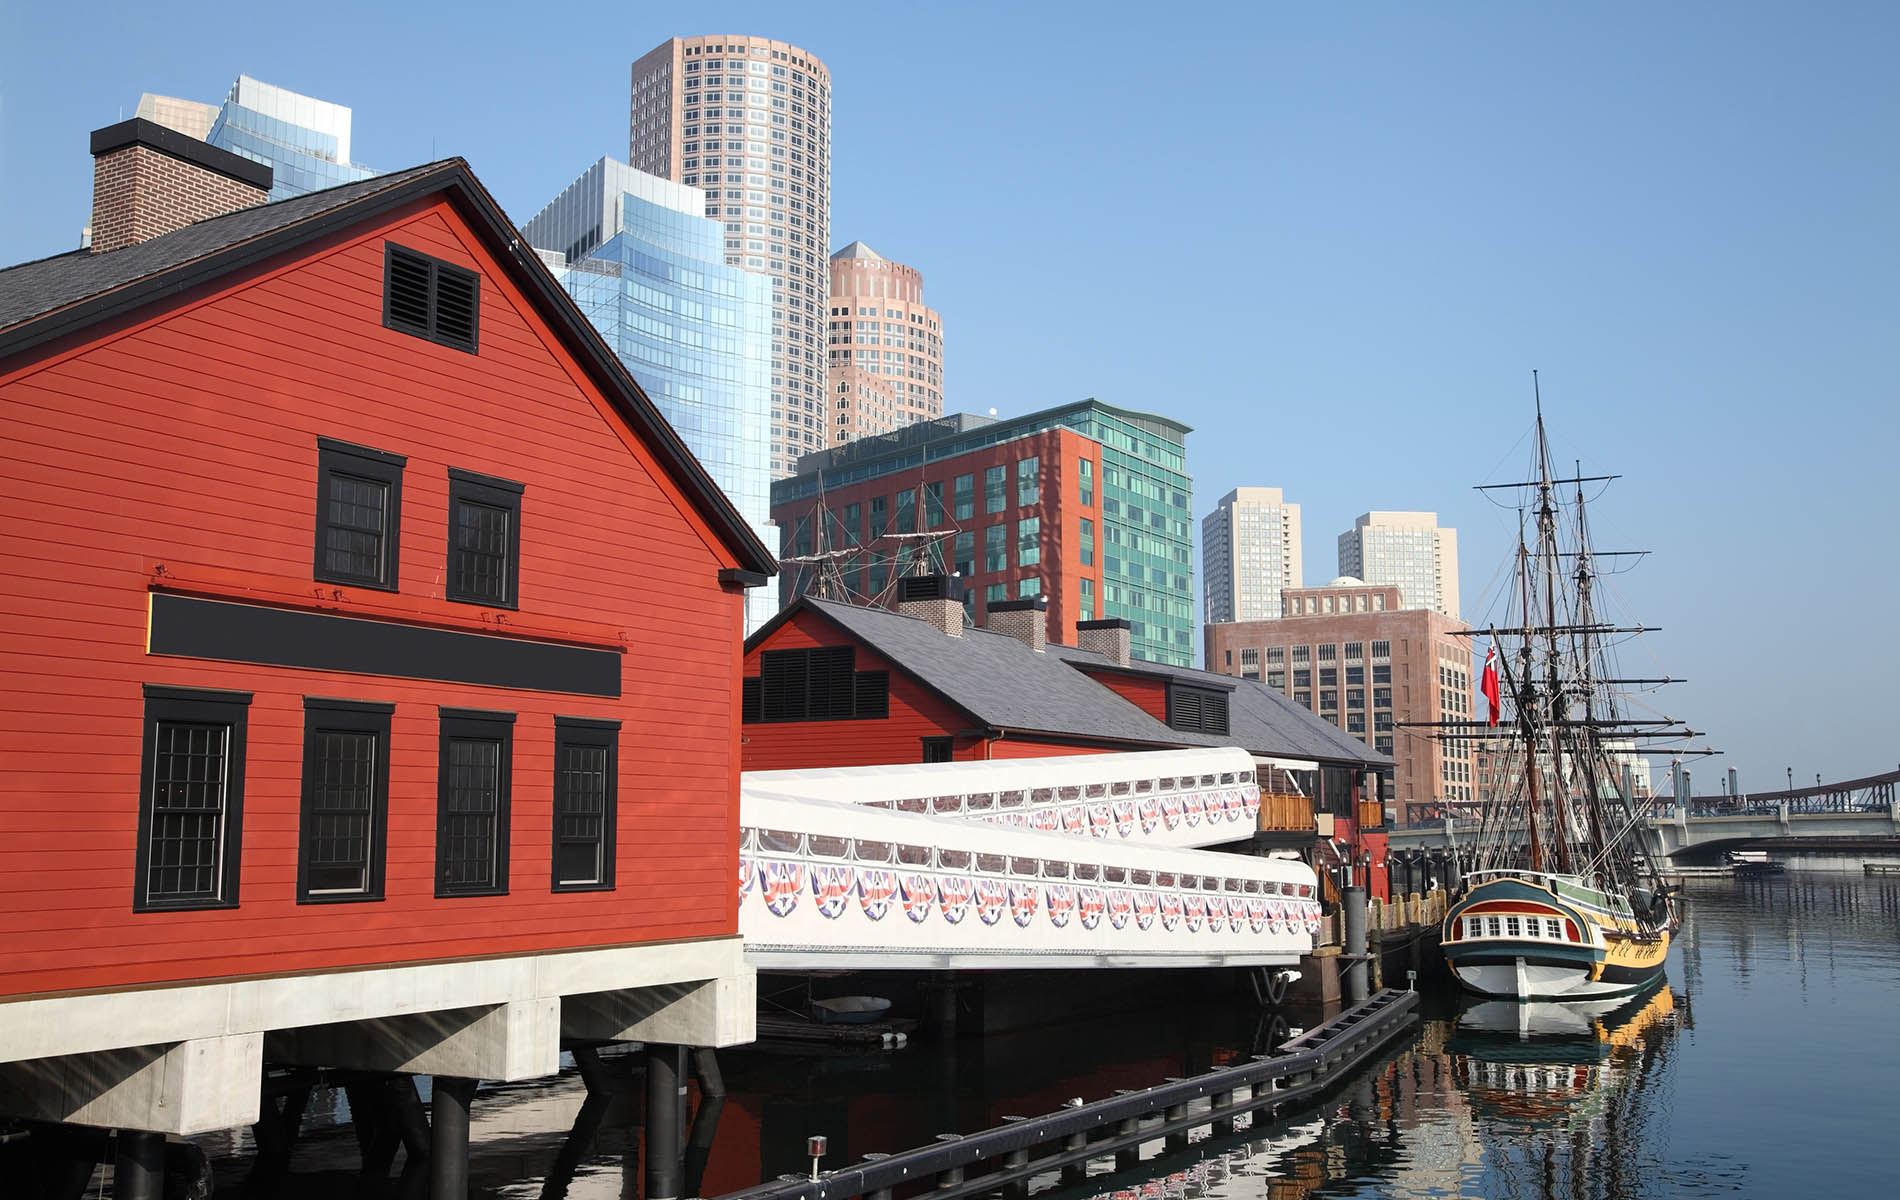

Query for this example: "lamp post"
[1786,767,1793,792]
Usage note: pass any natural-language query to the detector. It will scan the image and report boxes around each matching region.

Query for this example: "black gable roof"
[0,159,776,578]
[1046,646,1394,769]
[771,598,1201,748]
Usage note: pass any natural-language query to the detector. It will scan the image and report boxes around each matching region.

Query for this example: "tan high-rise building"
[826,242,943,443]
[629,35,832,477]
[1337,510,1460,618]
[1206,578,1474,825]
[1202,486,1302,624]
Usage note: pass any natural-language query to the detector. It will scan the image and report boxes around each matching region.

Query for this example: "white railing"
[739,789,1322,969]
[746,746,1290,851]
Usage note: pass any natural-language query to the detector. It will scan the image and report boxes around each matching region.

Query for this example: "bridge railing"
[1685,767,1899,817]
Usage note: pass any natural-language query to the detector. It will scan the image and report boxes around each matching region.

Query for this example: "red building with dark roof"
[0,120,774,1173]
[741,580,1392,894]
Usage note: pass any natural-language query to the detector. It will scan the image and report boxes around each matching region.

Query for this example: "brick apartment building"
[772,402,1198,667]
[1206,578,1474,826]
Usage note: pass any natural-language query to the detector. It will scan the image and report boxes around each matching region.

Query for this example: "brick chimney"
[1077,617,1132,667]
[89,118,273,254]
[895,573,965,637]
[987,596,1048,654]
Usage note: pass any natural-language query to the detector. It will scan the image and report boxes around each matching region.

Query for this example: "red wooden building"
[740,580,1391,893]
[0,120,774,1156]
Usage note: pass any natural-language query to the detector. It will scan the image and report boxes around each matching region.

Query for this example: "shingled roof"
[799,599,1194,747]
[1047,645,1394,768]
[761,598,1392,769]
[0,158,774,577]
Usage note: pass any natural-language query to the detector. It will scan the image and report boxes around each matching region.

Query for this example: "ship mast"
[1531,382,1575,875]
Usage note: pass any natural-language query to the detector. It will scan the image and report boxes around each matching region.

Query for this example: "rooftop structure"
[827,240,944,441]
[1337,510,1460,618]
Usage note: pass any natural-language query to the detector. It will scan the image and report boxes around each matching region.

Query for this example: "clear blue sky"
[3,2,1895,791]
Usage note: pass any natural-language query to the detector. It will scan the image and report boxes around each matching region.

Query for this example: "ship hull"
[1442,874,1669,1002]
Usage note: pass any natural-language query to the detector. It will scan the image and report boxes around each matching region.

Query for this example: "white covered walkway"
[739,749,1323,970]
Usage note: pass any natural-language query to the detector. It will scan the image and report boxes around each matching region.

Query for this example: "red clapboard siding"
[983,738,1112,760]
[1088,671,1170,721]
[0,196,749,999]
[738,610,976,770]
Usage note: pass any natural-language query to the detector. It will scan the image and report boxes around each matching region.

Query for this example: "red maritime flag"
[1481,645,1501,726]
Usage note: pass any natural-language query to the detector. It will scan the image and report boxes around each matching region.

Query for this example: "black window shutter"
[385,249,432,336]
[1204,691,1230,735]
[854,671,889,719]
[741,677,761,723]
[433,267,480,349]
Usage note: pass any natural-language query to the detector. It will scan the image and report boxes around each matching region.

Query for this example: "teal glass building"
[524,160,775,630]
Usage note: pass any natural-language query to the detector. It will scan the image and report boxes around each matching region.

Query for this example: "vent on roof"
[384,243,480,353]
[1167,685,1230,736]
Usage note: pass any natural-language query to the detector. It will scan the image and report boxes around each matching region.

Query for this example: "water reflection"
[188,866,1900,1198]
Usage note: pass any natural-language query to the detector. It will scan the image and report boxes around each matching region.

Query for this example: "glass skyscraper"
[137,76,375,201]
[524,159,775,631]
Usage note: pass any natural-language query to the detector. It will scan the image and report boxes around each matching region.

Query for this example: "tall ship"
[1435,386,1704,1000]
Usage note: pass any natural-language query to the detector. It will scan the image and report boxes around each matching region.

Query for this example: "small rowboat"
[811,995,893,1025]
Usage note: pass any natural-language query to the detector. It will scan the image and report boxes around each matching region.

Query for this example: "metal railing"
[712,989,1420,1200]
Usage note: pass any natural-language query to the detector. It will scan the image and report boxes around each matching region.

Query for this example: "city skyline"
[3,0,1894,789]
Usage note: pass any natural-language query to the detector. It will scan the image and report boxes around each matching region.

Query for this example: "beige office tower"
[826,242,944,442]
[134,94,220,140]
[1337,510,1460,618]
[1202,487,1303,624]
[630,35,832,477]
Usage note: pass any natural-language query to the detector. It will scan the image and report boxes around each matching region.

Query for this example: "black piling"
[645,1043,686,1200]
[113,1129,165,1200]
[430,1076,477,1200]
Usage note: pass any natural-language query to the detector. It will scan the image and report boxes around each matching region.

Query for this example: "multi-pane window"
[436,709,515,897]
[895,488,916,534]
[1079,577,1094,620]
[1017,516,1040,567]
[1319,668,1338,686]
[1320,689,1338,710]
[1348,689,1365,709]
[985,524,1007,572]
[1346,666,1365,685]
[984,466,1006,513]
[1293,669,1312,688]
[842,502,861,544]
[1292,646,1311,665]
[298,698,392,902]
[135,686,251,911]
[1345,643,1364,661]
[1373,665,1393,684]
[953,474,974,520]
[1374,687,1393,708]
[1017,456,1040,506]
[954,530,975,577]
[446,469,523,608]
[552,718,618,891]
[1266,669,1286,689]
[986,582,1007,603]
[1318,644,1337,662]
[923,481,944,528]
[1371,640,1391,660]
[870,495,888,538]
[314,439,404,590]
[1240,648,1260,665]
[1078,458,1094,506]
[1019,577,1041,598]
[1266,647,1285,665]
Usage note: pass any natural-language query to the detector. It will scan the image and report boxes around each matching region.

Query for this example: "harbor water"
[190,855,1900,1198]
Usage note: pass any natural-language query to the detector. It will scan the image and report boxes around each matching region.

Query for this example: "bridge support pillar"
[429,1075,476,1200]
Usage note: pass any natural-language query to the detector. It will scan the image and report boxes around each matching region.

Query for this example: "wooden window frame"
[297,697,394,904]
[383,243,481,353]
[133,685,252,913]
[551,717,620,893]
[445,468,524,610]
[313,437,405,591]
[435,708,516,898]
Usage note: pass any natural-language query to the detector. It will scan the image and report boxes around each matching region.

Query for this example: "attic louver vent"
[1167,685,1230,736]
[383,243,480,353]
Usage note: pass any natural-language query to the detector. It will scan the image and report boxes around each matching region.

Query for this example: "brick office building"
[772,401,1198,667]
[1205,578,1474,826]
[0,120,774,1157]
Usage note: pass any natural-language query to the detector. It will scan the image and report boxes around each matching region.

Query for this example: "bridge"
[1386,767,1900,858]
[738,748,1323,970]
